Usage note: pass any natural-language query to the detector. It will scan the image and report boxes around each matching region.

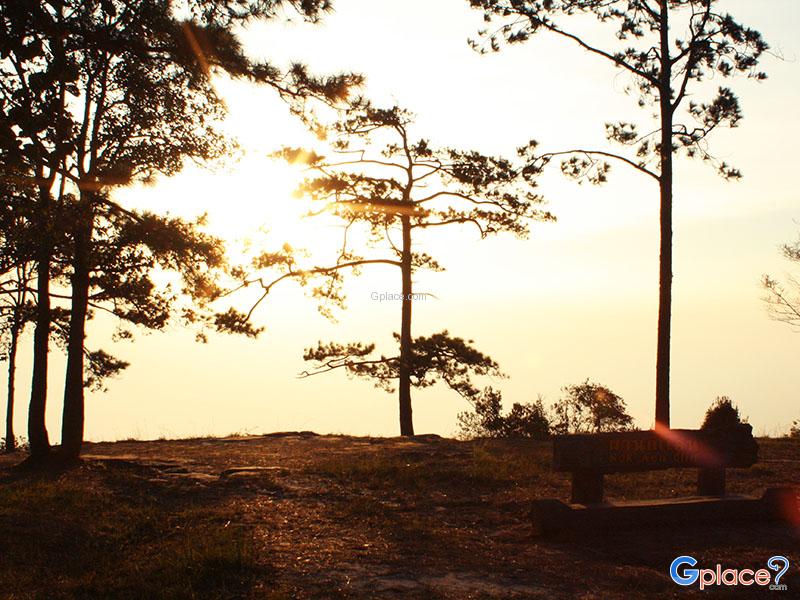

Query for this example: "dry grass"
[0,465,269,600]
[0,434,797,599]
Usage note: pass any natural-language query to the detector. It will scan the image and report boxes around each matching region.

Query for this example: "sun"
[228,154,356,255]
[112,73,353,276]
[113,149,351,282]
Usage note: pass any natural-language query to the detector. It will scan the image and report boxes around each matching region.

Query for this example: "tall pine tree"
[469,0,769,427]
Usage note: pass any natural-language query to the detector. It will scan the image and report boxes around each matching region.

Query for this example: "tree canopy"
[551,379,633,434]
[0,0,361,460]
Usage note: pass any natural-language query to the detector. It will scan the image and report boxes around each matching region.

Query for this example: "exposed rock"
[220,466,285,478]
[263,431,320,438]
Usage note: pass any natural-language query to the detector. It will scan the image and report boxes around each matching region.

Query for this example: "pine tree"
[468,0,769,428]
[231,104,553,435]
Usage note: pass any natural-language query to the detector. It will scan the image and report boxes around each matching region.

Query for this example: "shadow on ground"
[1,434,797,599]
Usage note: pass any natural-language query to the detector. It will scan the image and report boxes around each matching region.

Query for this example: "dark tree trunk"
[28,187,52,458]
[4,313,20,453]
[398,213,414,436]
[655,4,673,429]
[61,198,93,459]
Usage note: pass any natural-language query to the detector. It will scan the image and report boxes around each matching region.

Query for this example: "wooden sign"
[553,426,758,473]
[552,425,758,504]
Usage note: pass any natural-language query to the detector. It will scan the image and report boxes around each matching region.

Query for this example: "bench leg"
[698,468,726,496]
[572,470,604,504]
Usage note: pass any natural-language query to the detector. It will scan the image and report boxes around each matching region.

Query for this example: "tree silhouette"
[468,0,769,428]
[700,396,743,431]
[551,379,633,434]
[232,104,553,435]
[0,182,36,453]
[0,264,34,454]
[763,233,800,330]
[0,179,144,453]
[457,389,551,439]
[1,0,359,460]
[0,3,69,457]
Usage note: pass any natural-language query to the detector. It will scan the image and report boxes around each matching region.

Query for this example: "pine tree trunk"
[4,314,20,454]
[61,199,93,460]
[655,3,673,429]
[28,187,52,458]
[398,214,414,436]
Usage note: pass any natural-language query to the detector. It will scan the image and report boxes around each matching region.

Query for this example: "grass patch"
[0,465,269,600]
[308,440,560,495]
[73,524,259,600]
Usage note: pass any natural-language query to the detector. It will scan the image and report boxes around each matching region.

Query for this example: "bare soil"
[0,434,798,599]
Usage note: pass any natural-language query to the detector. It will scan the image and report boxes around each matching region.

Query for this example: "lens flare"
[653,423,725,468]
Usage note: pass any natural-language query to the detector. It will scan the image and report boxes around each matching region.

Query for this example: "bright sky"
[10,0,800,441]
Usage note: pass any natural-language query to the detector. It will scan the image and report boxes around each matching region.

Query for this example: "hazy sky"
[9,0,800,441]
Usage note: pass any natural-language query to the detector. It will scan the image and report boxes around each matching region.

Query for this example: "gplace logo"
[670,555,790,591]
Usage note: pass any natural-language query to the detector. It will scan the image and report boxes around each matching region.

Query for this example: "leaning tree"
[227,104,553,435]
[468,0,769,428]
[1,0,359,460]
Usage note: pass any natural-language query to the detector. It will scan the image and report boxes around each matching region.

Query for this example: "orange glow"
[653,424,724,468]
[776,488,800,530]
[181,22,211,77]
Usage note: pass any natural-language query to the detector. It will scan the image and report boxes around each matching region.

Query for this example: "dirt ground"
[1,434,798,599]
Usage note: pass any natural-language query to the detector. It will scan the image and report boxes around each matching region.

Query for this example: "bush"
[457,388,550,440]
[0,436,27,453]
[550,379,634,434]
[701,396,744,431]
[502,400,551,438]
[788,421,799,438]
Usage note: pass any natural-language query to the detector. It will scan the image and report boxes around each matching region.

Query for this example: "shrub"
[502,400,551,438]
[550,379,634,434]
[0,436,28,453]
[701,396,744,431]
[457,388,550,440]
